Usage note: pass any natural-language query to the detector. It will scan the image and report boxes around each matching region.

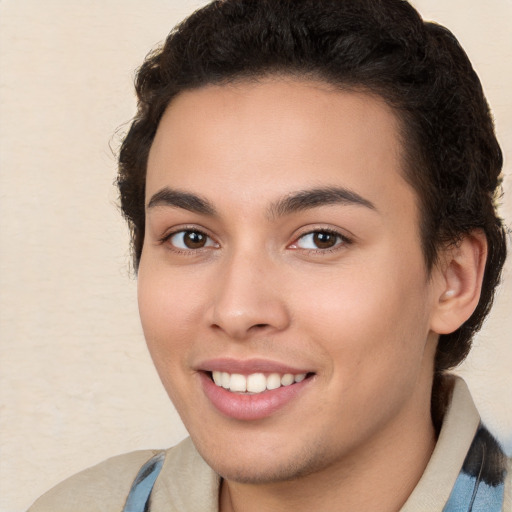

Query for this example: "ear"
[429,230,488,335]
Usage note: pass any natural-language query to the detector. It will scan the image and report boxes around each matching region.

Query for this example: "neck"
[220,385,437,512]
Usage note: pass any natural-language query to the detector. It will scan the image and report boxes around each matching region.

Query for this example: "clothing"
[28,377,511,512]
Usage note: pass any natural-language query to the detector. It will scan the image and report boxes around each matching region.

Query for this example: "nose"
[208,251,290,340]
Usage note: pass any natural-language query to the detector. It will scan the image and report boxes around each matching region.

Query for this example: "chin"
[193,432,333,484]
[209,458,318,485]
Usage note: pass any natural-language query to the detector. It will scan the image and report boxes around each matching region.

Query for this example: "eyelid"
[157,224,352,255]
[288,227,353,252]
[159,226,220,252]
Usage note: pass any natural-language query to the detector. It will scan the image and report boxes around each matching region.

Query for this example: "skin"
[138,78,485,512]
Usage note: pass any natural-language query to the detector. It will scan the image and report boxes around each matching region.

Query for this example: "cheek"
[297,265,432,431]
[294,252,432,373]
[137,267,205,414]
[137,264,204,366]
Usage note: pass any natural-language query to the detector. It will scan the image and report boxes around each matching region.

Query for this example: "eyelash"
[291,228,352,254]
[159,227,218,255]
[159,227,352,255]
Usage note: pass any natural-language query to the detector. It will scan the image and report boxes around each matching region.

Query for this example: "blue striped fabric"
[443,425,507,511]
[122,452,165,512]
[121,424,508,511]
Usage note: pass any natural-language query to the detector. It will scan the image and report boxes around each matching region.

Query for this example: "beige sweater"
[29,378,511,512]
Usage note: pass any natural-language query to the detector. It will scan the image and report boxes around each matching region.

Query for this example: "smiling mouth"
[208,371,313,394]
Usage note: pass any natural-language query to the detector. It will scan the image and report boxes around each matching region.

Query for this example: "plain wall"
[0,1,511,511]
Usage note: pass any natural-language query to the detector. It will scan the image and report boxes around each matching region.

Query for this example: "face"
[138,79,442,484]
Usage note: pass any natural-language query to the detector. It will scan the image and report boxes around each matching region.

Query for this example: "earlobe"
[430,230,488,335]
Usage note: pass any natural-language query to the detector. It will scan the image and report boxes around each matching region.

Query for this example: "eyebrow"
[147,187,217,216]
[268,186,376,218]
[146,185,376,218]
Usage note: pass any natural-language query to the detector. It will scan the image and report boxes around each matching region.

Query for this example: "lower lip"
[199,372,312,421]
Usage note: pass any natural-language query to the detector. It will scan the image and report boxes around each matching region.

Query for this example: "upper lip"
[196,357,313,375]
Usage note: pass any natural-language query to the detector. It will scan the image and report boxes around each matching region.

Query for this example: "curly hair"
[118,0,507,372]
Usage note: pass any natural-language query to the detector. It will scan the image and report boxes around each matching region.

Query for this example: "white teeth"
[281,373,295,386]
[247,373,267,393]
[266,373,282,390]
[229,373,247,392]
[221,372,230,389]
[211,371,308,393]
[212,371,222,386]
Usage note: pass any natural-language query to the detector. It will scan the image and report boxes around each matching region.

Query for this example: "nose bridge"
[209,244,289,339]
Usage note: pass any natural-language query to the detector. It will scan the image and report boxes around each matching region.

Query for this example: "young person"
[29,0,510,510]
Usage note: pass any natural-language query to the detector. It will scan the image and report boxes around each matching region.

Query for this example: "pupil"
[184,231,206,249]
[313,232,336,249]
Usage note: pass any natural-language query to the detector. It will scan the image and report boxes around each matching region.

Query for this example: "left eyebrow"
[146,187,217,216]
[268,186,377,219]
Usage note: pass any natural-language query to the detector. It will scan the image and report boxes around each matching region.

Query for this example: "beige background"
[0,1,511,511]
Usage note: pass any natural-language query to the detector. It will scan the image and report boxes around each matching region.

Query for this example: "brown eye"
[183,231,207,249]
[168,230,217,250]
[312,232,338,249]
[295,230,345,250]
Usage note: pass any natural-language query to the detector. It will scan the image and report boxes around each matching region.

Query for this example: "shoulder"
[27,439,198,512]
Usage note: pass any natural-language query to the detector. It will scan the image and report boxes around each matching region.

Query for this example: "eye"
[166,230,218,250]
[294,230,346,250]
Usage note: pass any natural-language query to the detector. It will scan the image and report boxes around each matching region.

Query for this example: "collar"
[147,376,508,512]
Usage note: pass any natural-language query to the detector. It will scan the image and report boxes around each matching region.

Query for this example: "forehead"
[146,78,417,222]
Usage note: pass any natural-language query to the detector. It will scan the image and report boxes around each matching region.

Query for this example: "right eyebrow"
[146,187,217,216]
[268,186,377,219]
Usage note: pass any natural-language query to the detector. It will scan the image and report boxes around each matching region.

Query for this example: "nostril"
[250,323,270,332]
